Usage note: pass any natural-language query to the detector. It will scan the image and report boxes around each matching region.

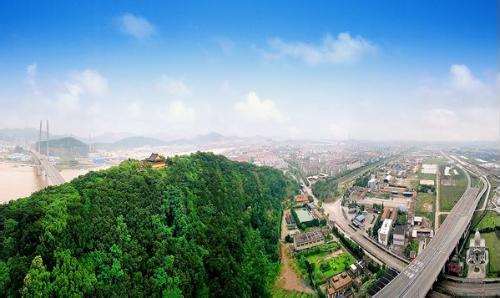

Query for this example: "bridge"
[374,154,488,297]
[27,120,65,187]
[30,149,65,186]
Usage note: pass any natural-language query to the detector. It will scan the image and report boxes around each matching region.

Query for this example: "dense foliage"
[353,174,370,188]
[331,227,364,259]
[0,152,295,297]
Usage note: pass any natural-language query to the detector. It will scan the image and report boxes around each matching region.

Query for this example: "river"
[0,162,44,203]
[0,162,111,204]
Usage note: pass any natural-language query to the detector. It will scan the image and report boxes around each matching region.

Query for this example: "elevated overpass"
[30,150,65,186]
[374,155,488,297]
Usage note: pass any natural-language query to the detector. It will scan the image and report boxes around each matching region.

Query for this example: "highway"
[30,150,65,186]
[374,155,488,297]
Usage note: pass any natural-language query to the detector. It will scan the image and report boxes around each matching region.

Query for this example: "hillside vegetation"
[0,152,296,297]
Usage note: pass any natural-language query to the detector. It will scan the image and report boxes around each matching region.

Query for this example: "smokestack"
[38,120,42,153]
[46,120,49,158]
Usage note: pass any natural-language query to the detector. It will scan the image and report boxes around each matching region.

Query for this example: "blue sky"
[0,0,498,141]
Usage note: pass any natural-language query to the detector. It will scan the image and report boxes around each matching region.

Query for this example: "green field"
[271,289,314,298]
[415,192,435,223]
[483,232,500,277]
[476,211,500,230]
[297,243,354,285]
[440,168,468,212]
[423,156,448,166]
[417,172,436,181]
[308,252,354,284]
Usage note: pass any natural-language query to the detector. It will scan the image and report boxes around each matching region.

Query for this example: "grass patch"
[404,239,419,257]
[271,288,314,298]
[423,156,448,165]
[296,243,354,285]
[310,252,354,285]
[415,192,435,223]
[417,172,436,181]
[440,168,467,212]
[476,211,500,230]
[483,231,500,277]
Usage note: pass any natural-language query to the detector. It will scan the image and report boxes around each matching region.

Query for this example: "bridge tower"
[46,120,49,158]
[38,120,42,153]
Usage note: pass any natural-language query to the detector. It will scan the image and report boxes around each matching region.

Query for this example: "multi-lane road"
[374,154,488,297]
[30,150,66,186]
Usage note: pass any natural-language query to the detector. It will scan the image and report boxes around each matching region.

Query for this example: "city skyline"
[0,1,498,141]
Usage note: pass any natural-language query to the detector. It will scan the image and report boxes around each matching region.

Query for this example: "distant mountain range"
[1,128,266,151]
[36,137,89,157]
[94,132,234,150]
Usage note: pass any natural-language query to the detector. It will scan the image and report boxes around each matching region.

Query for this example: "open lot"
[483,231,500,277]
[439,169,467,212]
[416,192,435,223]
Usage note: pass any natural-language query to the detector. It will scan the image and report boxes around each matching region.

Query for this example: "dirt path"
[274,210,315,294]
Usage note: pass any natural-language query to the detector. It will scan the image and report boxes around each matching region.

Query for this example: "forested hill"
[0,152,296,297]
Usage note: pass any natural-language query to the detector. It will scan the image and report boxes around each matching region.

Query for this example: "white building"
[378,219,393,246]
[368,178,377,191]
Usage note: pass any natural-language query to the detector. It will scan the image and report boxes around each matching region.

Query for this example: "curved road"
[323,199,407,271]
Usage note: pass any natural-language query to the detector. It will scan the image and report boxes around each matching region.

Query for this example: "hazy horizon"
[1,1,498,142]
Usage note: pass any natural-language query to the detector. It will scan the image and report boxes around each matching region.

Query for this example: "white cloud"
[116,13,155,40]
[70,69,108,97]
[166,101,196,122]
[55,69,108,112]
[26,63,37,82]
[236,92,285,122]
[26,63,39,94]
[157,75,192,97]
[267,32,377,65]
[449,64,483,91]
[422,108,457,127]
[418,64,494,107]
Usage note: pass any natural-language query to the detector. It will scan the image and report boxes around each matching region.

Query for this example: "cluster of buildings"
[372,206,407,248]
[325,261,366,297]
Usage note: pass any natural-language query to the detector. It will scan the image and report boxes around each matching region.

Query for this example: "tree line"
[0,152,296,297]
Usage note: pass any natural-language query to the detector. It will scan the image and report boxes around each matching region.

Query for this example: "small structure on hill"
[142,153,166,169]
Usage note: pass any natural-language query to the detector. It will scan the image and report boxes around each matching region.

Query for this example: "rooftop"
[294,230,324,245]
[394,225,405,236]
[327,272,352,292]
[379,219,392,234]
